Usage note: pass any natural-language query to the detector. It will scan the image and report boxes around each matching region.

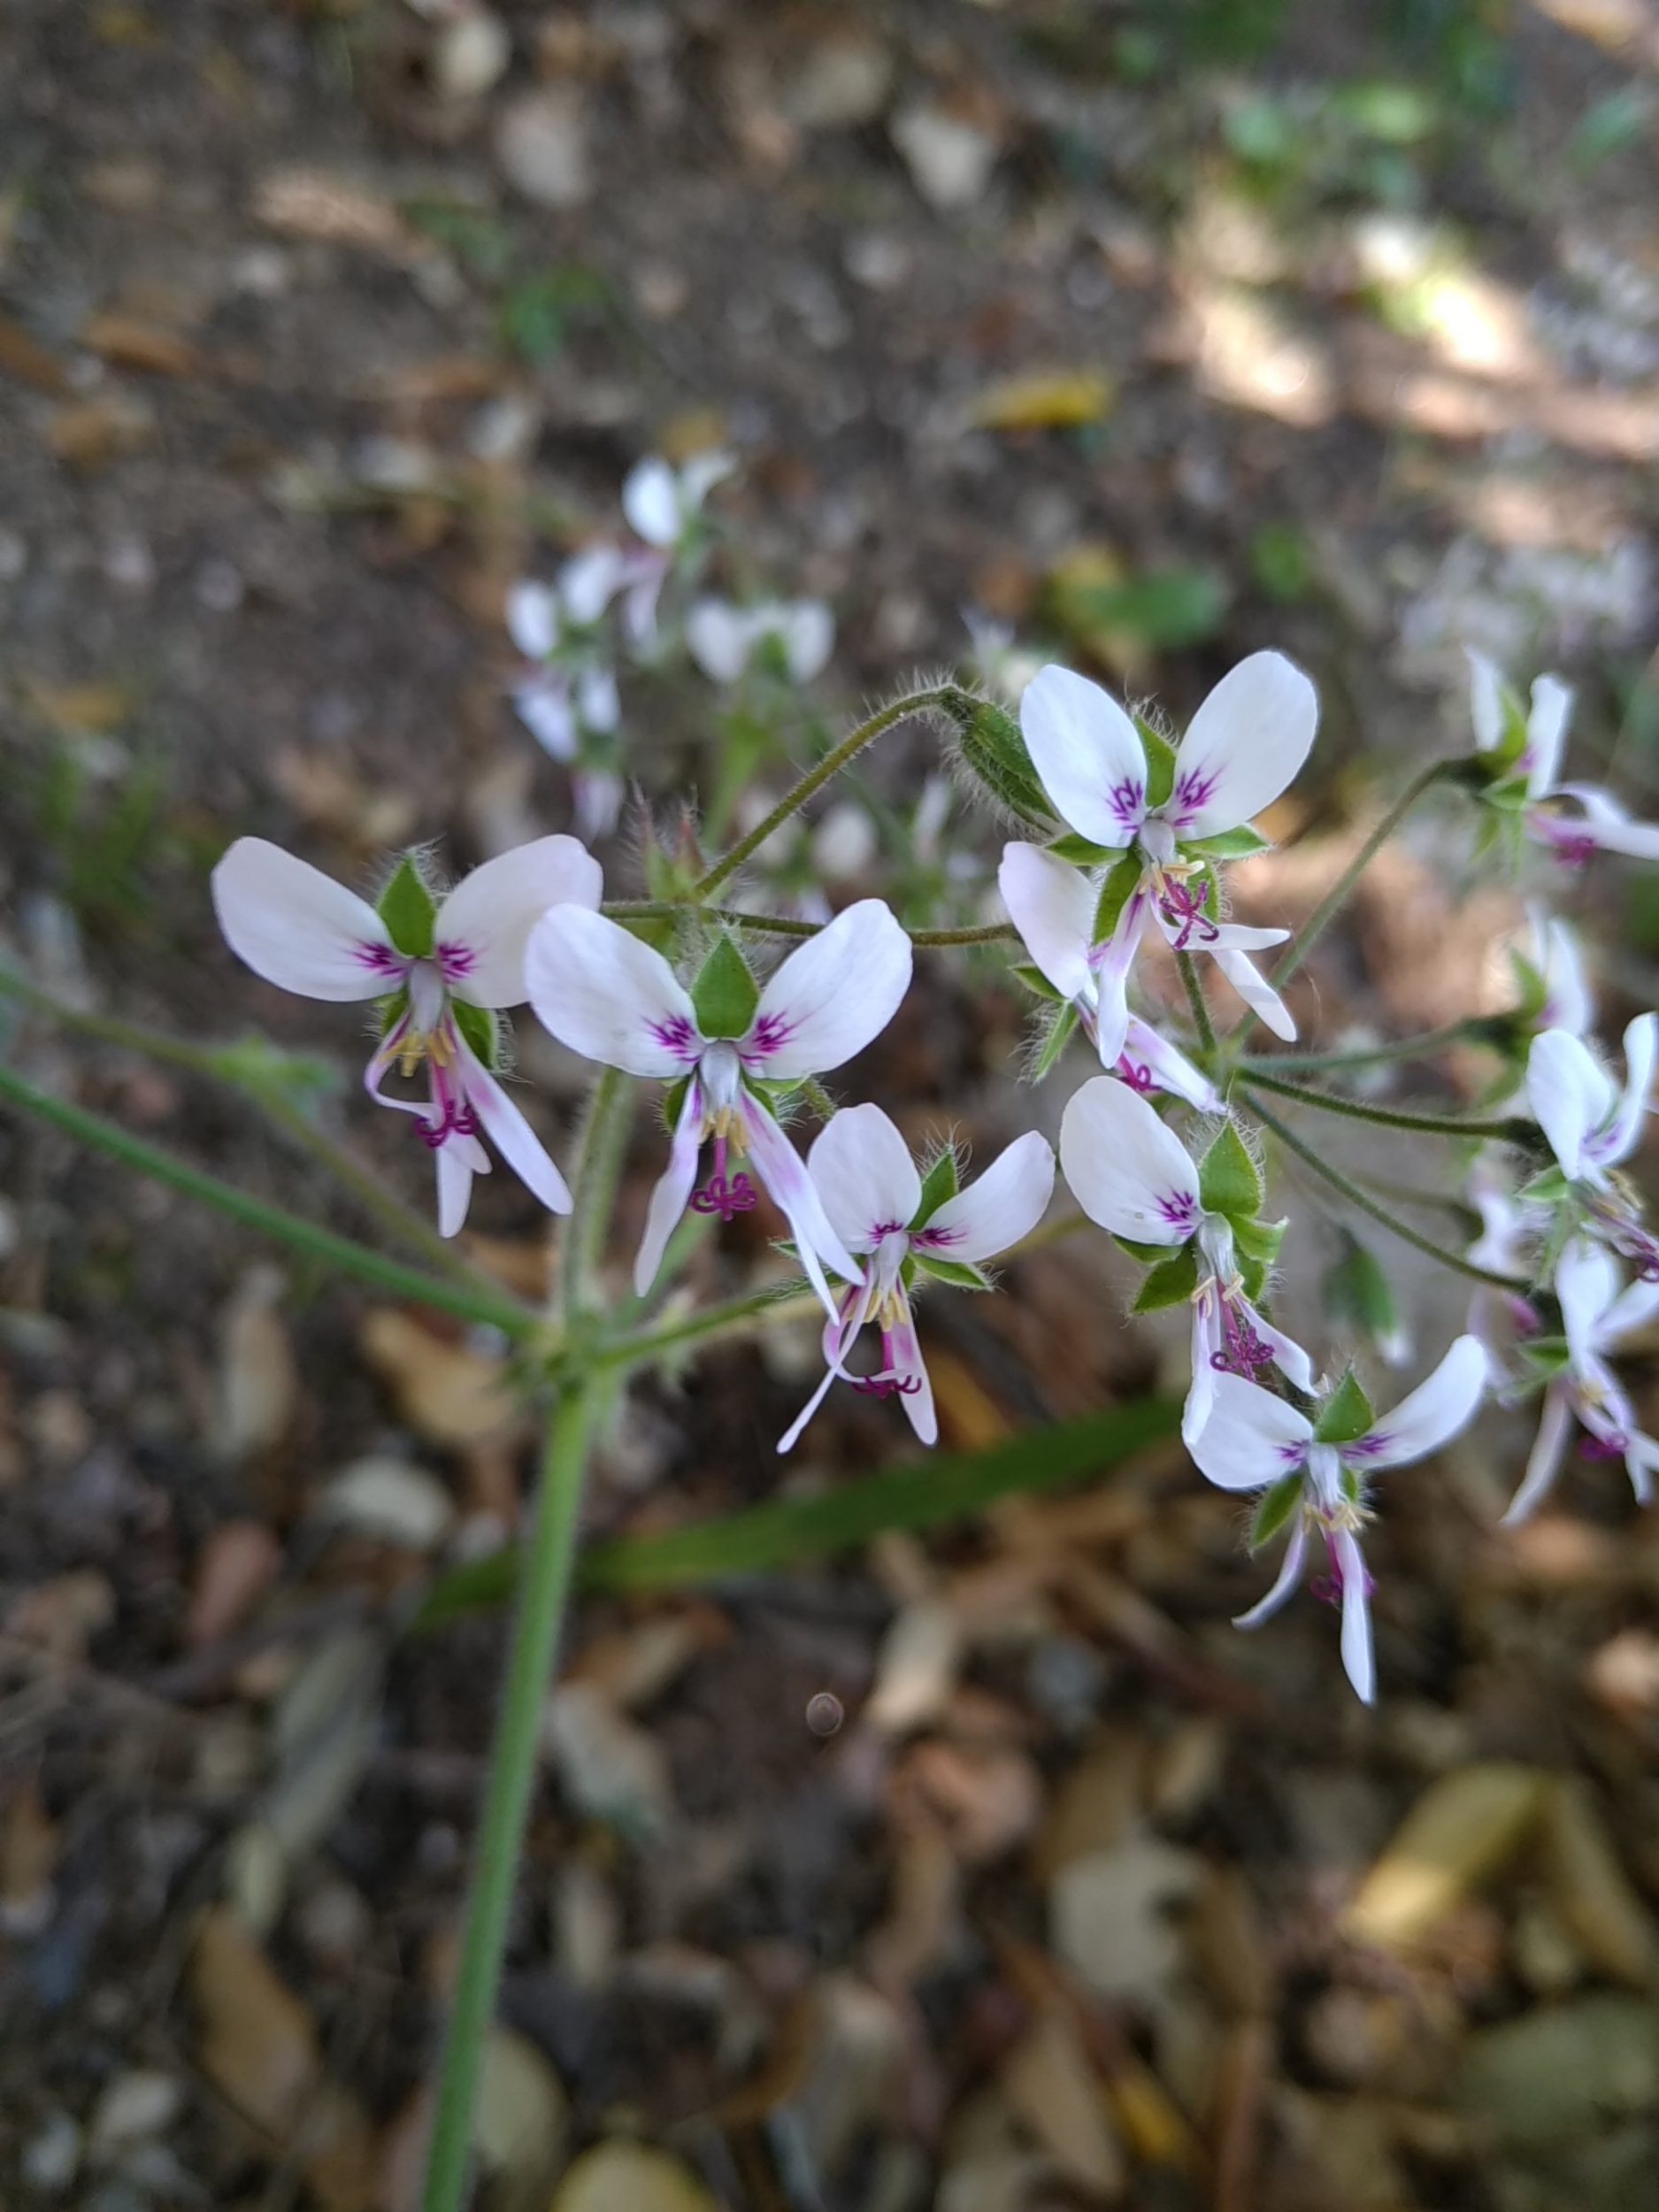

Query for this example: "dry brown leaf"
[5,1570,117,1663]
[47,394,155,468]
[0,313,67,393]
[0,1778,58,1934]
[253,167,426,261]
[23,679,134,736]
[864,1600,964,1736]
[217,1266,296,1459]
[1343,1763,1549,1950]
[188,1521,283,1648]
[926,1346,1014,1453]
[269,748,419,851]
[999,2007,1125,2198]
[80,311,202,377]
[360,1310,521,1448]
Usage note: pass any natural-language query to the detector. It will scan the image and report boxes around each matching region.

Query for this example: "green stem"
[1175,951,1217,1056]
[560,1067,634,1324]
[691,687,959,901]
[1240,1069,1531,1144]
[1242,1088,1530,1293]
[1239,1018,1502,1075]
[0,1063,541,1339]
[602,901,1016,950]
[420,1385,604,2212]
[596,1281,819,1373]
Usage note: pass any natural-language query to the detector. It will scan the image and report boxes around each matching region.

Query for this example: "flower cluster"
[210,460,1659,1709]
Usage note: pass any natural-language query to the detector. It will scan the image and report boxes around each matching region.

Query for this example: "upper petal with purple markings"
[1164,651,1317,839]
[1019,665,1149,849]
[526,906,702,1077]
[211,838,402,1002]
[745,900,911,1078]
[1059,1074,1202,1246]
[434,836,602,1010]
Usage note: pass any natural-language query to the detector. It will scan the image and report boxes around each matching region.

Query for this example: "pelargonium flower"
[212,836,600,1235]
[618,449,734,645]
[1060,1074,1312,1445]
[506,562,626,838]
[1528,1016,1655,1192]
[1502,1237,1659,1524]
[1515,904,1594,1040]
[1463,1149,1547,1357]
[526,902,911,1315]
[1003,652,1317,1064]
[686,597,834,687]
[1190,1337,1488,1703]
[1469,650,1659,864]
[777,1105,1054,1452]
[1000,841,1222,1107]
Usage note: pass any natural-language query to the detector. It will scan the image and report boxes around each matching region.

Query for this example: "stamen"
[850,1373,923,1399]
[1116,1055,1156,1094]
[692,1171,757,1220]
[1581,1430,1630,1462]
[1309,1536,1374,1609]
[1210,1292,1277,1379]
[1156,876,1220,949]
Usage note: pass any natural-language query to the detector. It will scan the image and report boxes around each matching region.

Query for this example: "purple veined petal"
[634,1080,704,1297]
[452,1029,572,1217]
[1187,1371,1315,1493]
[621,455,680,547]
[918,1131,1055,1264]
[1550,785,1659,861]
[526,906,701,1078]
[1019,664,1148,849]
[740,1092,864,1324]
[1059,1071,1200,1245]
[1333,1528,1376,1704]
[745,900,912,1078]
[1556,1235,1620,1372]
[777,1288,865,1455]
[806,1104,921,1259]
[1597,1011,1657,1171]
[513,672,578,761]
[1349,1333,1487,1471]
[1090,881,1152,1067]
[1233,1514,1310,1631]
[1183,1291,1220,1449]
[998,841,1095,1002]
[885,1306,938,1447]
[506,580,560,660]
[1120,1017,1223,1112]
[211,838,402,1002]
[1466,648,1505,755]
[435,1136,481,1240]
[1164,650,1318,839]
[1528,1027,1615,1182]
[1210,948,1296,1041]
[435,836,603,1010]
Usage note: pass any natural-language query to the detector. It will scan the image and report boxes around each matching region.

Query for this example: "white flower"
[507,567,624,766]
[619,451,735,646]
[777,1107,1054,1452]
[1059,1075,1312,1445]
[1463,1149,1546,1357]
[1469,649,1659,864]
[1522,904,1594,1039]
[686,596,835,687]
[1502,1237,1659,1523]
[1527,1015,1655,1190]
[1006,652,1317,1062]
[525,902,911,1316]
[212,837,600,1235]
[999,842,1222,1108]
[1190,1336,1488,1702]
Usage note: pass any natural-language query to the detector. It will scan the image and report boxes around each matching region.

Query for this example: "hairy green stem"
[603,900,1016,950]
[560,1066,635,1323]
[691,686,961,901]
[1271,757,1458,995]
[1240,1069,1532,1144]
[1242,1088,1530,1293]
[1175,951,1217,1056]
[420,1385,605,2212]
[1240,1017,1502,1075]
[0,1062,542,1337]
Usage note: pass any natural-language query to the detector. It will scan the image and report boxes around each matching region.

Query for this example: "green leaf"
[1249,1472,1303,1551]
[1033,998,1080,1080]
[1093,851,1146,944]
[414,1396,1182,1624]
[1048,832,1118,865]
[915,1255,992,1291]
[1133,1247,1199,1312]
[1139,721,1178,810]
[691,935,759,1041]
[1314,1368,1375,1446]
[378,854,436,959]
[1182,826,1271,861]
[1054,569,1229,656]
[1199,1122,1263,1224]
[452,1000,500,1071]
[1115,1233,1181,1266]
[1012,961,1066,1002]
[911,1149,959,1230]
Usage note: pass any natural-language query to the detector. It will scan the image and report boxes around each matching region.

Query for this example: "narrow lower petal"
[1553,786,1659,860]
[1352,1333,1487,1471]
[1556,1235,1619,1371]
[212,839,399,1002]
[1059,1073,1201,1245]
[1525,675,1573,799]
[1019,664,1147,849]
[1528,1028,1614,1182]
[1091,884,1151,1067]
[807,1104,920,1257]
[747,900,912,1078]
[1187,1371,1315,1492]
[998,841,1095,1002]
[1233,1516,1310,1630]
[526,906,701,1078]
[1121,1017,1223,1112]
[435,1141,478,1239]
[1165,650,1318,839]
[919,1131,1055,1263]
[454,1033,572,1217]
[1334,1529,1376,1704]
[634,1081,703,1296]
[741,1094,864,1323]
[1183,1294,1220,1449]
[1210,949,1296,1041]
[1243,1298,1314,1394]
[1599,1012,1657,1171]
[886,1309,938,1447]
[437,837,603,1010]
[1502,1385,1574,1525]
[1466,648,1504,754]
[777,1290,864,1455]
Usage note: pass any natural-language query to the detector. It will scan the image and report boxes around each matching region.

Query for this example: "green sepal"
[1093,851,1146,945]
[1481,777,1532,814]
[1486,679,1532,775]
[452,1000,500,1071]
[1013,962,1066,1002]
[1340,1464,1363,1506]
[1518,1165,1571,1205]
[1314,1368,1376,1447]
[1232,1214,1287,1269]
[1033,998,1080,1080]
[1508,949,1548,1025]
[915,1254,992,1292]
[1199,1121,1264,1225]
[691,934,760,1041]
[1237,1253,1269,1302]
[948,695,1055,830]
[1517,1335,1571,1380]
[1135,718,1177,810]
[378,854,437,958]
[911,1149,959,1231]
[1181,825,1271,861]
[1133,1246,1200,1313]
[662,1072,692,1131]
[1115,1233,1183,1266]
[1249,1473,1303,1552]
[1048,832,1119,865]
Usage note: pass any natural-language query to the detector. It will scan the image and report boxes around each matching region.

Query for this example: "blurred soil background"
[5,2,1659,2208]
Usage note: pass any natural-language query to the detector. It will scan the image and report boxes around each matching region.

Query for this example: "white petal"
[998,841,1095,1001]
[807,1104,921,1256]
[507,580,559,659]
[1556,1235,1620,1370]
[1091,882,1153,1066]
[1501,1383,1574,1525]
[686,598,754,684]
[920,1131,1055,1263]
[776,1361,841,1457]
[1059,1074,1200,1243]
[634,1081,703,1296]
[513,675,577,761]
[780,601,834,683]
[437,836,603,1010]
[740,1093,863,1323]
[1019,664,1148,849]
[1233,1516,1310,1630]
[1166,650,1318,838]
[454,1033,572,1216]
[1555,785,1659,860]
[777,1290,864,1455]
[1120,1018,1224,1112]
[1187,1372,1314,1492]
[526,907,700,1077]
[1525,674,1573,798]
[621,456,680,547]
[577,664,619,733]
[558,544,626,627]
[1466,647,1504,753]
[211,838,398,1002]
[1528,1027,1615,1181]
[1210,949,1296,1041]
[1600,1011,1657,1170]
[1531,909,1594,1037]
[1183,1294,1219,1449]
[1243,1297,1315,1393]
[747,900,912,1078]
[572,771,625,842]
[887,1310,938,1447]
[1351,1333,1486,1471]
[435,1141,478,1239]
[1601,1273,1659,1347]
[1335,1530,1376,1704]
[679,449,735,511]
